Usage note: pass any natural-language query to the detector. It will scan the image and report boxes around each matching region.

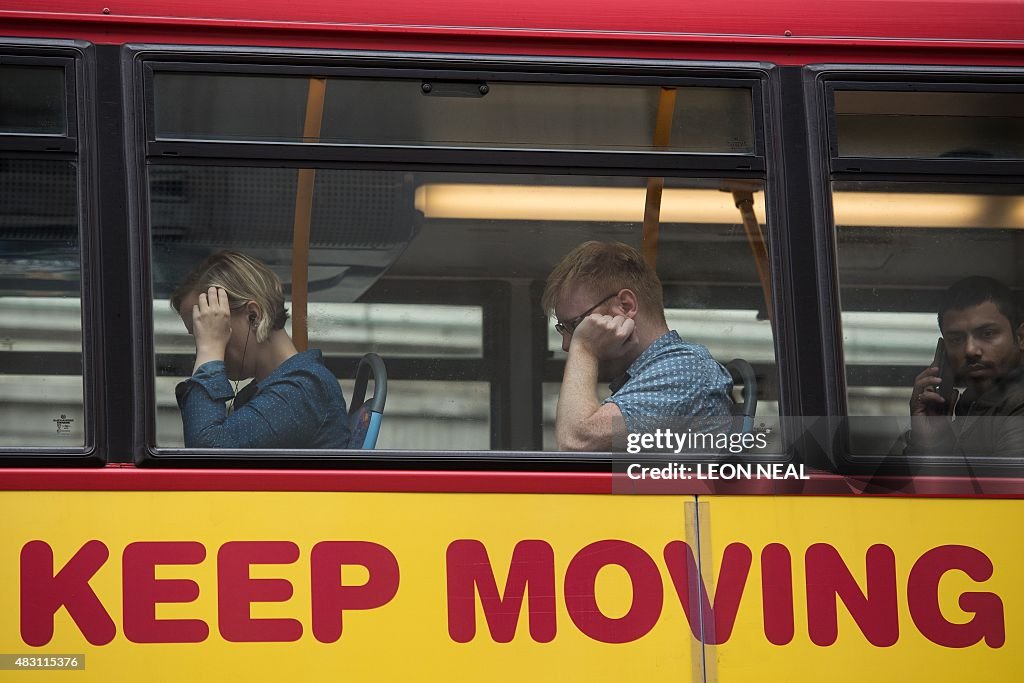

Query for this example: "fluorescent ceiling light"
[833,192,1024,229]
[415,184,1024,229]
[415,185,766,223]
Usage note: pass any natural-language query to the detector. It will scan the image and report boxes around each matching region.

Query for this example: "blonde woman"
[170,250,351,448]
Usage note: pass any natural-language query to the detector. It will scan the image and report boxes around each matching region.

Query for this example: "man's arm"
[555,342,623,451]
[555,315,638,451]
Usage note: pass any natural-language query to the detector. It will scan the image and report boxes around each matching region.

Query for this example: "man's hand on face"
[909,365,948,417]
[569,314,640,361]
[909,365,956,448]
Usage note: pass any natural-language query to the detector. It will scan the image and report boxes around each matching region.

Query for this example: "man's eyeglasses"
[554,293,618,336]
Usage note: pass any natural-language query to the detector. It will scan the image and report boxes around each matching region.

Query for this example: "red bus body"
[2,1,1023,680]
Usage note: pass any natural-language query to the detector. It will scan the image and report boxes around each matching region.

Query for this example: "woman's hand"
[192,286,233,372]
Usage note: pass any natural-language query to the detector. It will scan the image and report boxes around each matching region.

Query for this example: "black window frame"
[0,52,76,148]
[125,45,795,469]
[0,39,103,466]
[826,79,1024,175]
[140,56,768,172]
[806,64,1024,476]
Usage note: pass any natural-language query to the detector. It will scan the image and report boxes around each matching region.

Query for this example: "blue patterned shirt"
[603,331,734,433]
[176,349,351,449]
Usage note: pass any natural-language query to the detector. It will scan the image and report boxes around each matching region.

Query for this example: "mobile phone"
[932,338,956,409]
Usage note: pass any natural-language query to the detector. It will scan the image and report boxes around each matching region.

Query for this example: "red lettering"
[20,540,115,646]
[806,543,898,647]
[564,540,662,644]
[761,543,794,645]
[908,545,1004,648]
[446,540,555,643]
[122,542,208,643]
[663,541,751,645]
[22,536,1004,650]
[310,541,399,643]
[218,541,302,642]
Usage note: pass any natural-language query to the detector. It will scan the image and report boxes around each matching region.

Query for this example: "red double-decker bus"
[1,1,1022,679]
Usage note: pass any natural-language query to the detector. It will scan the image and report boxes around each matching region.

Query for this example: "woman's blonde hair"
[170,250,289,343]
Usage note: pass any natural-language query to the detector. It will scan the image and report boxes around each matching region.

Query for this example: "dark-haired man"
[908,276,1024,456]
[542,241,733,451]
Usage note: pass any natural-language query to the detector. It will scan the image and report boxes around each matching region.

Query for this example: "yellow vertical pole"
[642,87,677,270]
[732,189,774,323]
[291,77,327,352]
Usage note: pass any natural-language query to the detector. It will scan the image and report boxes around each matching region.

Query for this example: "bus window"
[0,64,66,134]
[0,59,84,447]
[339,380,490,450]
[154,296,487,448]
[825,79,1024,461]
[153,72,754,153]
[142,62,773,454]
[541,179,779,448]
[834,182,1024,456]
[833,88,1024,160]
[151,169,777,451]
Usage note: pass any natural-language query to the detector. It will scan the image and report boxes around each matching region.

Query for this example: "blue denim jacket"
[176,349,351,449]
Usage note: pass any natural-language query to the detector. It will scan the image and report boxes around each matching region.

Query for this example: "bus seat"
[348,353,388,449]
[725,358,758,434]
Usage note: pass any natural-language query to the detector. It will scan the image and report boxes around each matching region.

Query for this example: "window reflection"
[0,159,83,446]
[834,182,1024,455]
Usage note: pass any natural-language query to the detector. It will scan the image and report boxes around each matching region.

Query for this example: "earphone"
[234,313,257,400]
